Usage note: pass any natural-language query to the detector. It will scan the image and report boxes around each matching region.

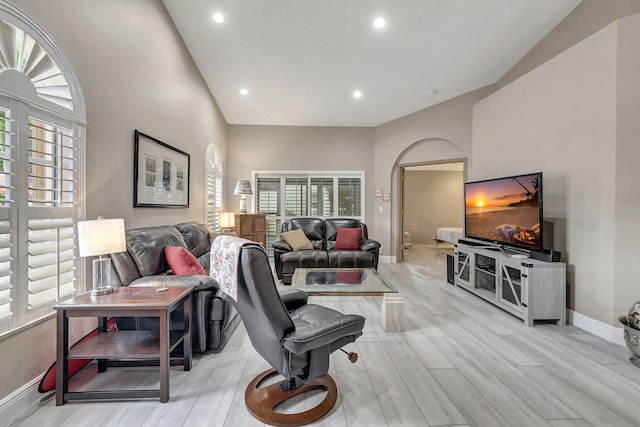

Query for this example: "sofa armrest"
[359,239,381,252]
[272,238,292,252]
[129,274,218,291]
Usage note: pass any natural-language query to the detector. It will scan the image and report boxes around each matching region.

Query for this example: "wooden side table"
[54,286,192,405]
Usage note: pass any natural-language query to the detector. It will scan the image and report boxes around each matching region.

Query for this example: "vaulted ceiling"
[163,0,582,127]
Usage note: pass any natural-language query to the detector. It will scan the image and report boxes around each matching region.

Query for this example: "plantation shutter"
[0,10,85,335]
[338,177,361,216]
[256,178,280,215]
[26,117,77,310]
[28,119,76,206]
[206,172,222,230]
[310,177,333,217]
[205,144,222,230]
[284,178,307,216]
[0,220,12,323]
[256,177,281,252]
[27,218,75,307]
[0,106,14,330]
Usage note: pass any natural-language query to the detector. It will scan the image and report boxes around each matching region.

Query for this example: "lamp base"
[90,286,114,296]
[239,195,248,214]
[91,258,115,296]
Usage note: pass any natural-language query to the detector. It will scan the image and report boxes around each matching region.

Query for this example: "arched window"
[0,3,85,335]
[205,143,223,231]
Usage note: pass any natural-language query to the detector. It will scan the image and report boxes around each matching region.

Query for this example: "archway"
[392,138,467,262]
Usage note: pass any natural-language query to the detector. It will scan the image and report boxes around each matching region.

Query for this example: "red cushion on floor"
[165,246,206,275]
[39,318,117,393]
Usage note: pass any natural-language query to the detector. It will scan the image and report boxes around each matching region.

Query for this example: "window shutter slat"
[27,216,76,309]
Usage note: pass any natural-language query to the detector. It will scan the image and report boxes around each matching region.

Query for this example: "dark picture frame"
[133,130,190,208]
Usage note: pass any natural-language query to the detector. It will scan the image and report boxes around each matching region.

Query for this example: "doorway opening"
[398,161,465,266]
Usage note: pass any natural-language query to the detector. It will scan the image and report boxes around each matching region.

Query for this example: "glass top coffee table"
[291,268,404,331]
[291,268,397,296]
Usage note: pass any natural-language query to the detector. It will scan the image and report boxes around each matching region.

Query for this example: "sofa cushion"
[325,218,364,250]
[280,229,314,250]
[126,226,187,277]
[165,246,206,276]
[328,250,375,268]
[174,222,211,258]
[281,250,329,274]
[334,227,361,250]
[288,217,326,250]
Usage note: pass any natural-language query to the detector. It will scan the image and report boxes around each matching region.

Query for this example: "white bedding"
[434,227,463,245]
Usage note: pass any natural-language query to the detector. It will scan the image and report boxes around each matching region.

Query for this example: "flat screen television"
[464,172,543,251]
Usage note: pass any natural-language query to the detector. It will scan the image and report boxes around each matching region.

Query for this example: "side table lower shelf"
[69,330,186,359]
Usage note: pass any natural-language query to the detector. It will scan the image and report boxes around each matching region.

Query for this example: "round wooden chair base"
[245,369,338,427]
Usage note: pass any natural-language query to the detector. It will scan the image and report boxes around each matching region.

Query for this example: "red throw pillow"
[334,227,362,250]
[164,246,206,275]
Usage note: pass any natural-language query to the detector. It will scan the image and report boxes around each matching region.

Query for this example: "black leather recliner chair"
[272,217,381,285]
[233,242,365,426]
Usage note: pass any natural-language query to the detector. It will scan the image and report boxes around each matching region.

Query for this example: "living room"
[2,0,640,425]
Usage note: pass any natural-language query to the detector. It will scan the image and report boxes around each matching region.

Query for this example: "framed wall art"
[133,130,190,208]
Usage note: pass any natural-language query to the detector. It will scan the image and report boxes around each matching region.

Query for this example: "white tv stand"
[454,241,566,326]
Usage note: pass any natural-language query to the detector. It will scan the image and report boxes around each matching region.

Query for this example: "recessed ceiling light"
[240,88,249,96]
[373,17,386,29]
[212,12,224,24]
[353,90,363,99]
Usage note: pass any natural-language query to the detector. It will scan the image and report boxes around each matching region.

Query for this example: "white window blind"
[0,20,73,110]
[338,177,361,216]
[256,178,280,215]
[310,177,333,216]
[205,144,223,230]
[255,172,364,256]
[28,118,76,207]
[285,177,307,216]
[27,218,75,308]
[0,220,12,322]
[0,6,85,336]
[0,108,13,206]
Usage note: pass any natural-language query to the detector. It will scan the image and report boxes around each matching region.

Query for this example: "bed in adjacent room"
[433,227,463,246]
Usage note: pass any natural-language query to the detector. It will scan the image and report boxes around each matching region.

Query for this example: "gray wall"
[404,170,463,244]
[3,0,640,405]
[226,125,375,222]
[473,13,640,326]
[0,0,226,401]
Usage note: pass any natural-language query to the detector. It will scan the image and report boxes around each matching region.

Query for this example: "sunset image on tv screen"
[465,173,541,248]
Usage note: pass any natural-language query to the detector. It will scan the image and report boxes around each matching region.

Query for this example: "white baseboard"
[568,309,625,345]
[0,376,46,427]
[380,255,395,263]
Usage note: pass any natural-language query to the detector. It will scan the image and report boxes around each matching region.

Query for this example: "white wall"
[470,15,640,325]
[0,0,227,401]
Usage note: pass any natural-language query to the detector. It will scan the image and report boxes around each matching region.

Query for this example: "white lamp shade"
[219,212,235,228]
[234,179,253,195]
[78,218,126,257]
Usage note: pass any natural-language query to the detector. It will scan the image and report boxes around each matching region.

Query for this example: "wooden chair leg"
[245,369,338,427]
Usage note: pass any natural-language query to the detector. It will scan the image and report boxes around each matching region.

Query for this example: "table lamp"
[77,217,126,296]
[234,179,253,214]
[219,211,235,233]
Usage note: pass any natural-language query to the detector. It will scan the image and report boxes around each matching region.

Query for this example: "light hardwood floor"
[11,248,640,427]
